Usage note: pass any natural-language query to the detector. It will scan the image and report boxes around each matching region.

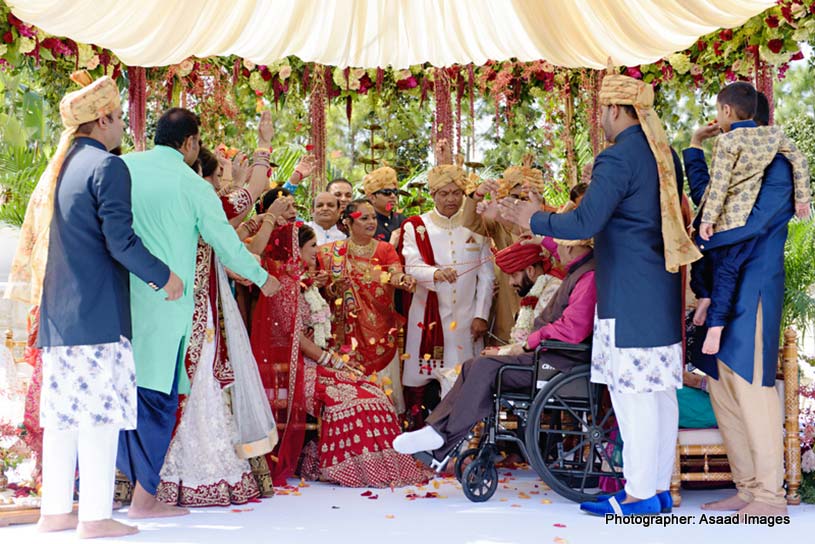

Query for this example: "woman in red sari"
[317,199,416,413]
[250,222,428,488]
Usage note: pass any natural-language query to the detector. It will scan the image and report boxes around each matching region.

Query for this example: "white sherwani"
[306,221,347,246]
[402,207,494,387]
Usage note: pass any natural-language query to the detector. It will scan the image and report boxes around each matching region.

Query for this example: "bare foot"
[37,513,78,532]
[702,326,723,355]
[693,298,711,326]
[127,482,189,519]
[78,519,139,539]
[737,501,788,520]
[702,493,750,511]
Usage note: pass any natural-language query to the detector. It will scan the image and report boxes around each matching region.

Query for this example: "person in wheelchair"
[394,236,595,461]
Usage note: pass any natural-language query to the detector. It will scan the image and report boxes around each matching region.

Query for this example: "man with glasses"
[362,166,406,244]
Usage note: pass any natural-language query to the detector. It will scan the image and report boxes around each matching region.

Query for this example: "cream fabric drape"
[9,0,774,68]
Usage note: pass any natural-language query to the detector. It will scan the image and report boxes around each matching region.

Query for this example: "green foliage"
[800,471,815,504]
[783,113,815,197]
[0,72,54,227]
[783,219,815,333]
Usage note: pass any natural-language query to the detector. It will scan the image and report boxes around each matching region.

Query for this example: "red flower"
[260,68,272,81]
[696,40,707,52]
[241,67,250,77]
[349,211,362,219]
[713,41,723,56]
[305,144,314,151]
[520,296,538,308]
[719,29,733,41]
[767,39,784,54]
[395,75,418,90]
[791,50,805,61]
[766,15,780,27]
[725,69,737,82]
[781,5,794,23]
[2,32,12,44]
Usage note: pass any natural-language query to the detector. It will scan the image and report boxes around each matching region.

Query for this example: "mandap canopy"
[8,0,774,68]
[3,0,809,190]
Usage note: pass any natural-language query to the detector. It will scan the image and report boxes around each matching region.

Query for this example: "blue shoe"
[598,490,673,513]
[580,494,661,516]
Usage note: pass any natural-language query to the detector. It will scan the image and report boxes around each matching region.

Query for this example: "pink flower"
[625,66,643,79]
[766,15,780,27]
[690,64,703,76]
[725,70,737,82]
[713,41,723,56]
[278,65,292,80]
[696,40,707,52]
[719,29,733,41]
[791,50,805,61]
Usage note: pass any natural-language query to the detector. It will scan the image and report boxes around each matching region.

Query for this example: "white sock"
[393,426,444,454]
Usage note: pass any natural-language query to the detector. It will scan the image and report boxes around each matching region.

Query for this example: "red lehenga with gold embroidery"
[251,224,429,488]
[157,187,265,506]
[21,306,44,485]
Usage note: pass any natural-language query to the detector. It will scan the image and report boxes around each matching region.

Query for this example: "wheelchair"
[418,340,624,503]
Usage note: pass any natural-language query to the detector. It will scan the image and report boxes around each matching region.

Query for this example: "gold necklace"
[347,238,377,258]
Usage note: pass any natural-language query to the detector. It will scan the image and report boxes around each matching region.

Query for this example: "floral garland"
[502,274,553,350]
[303,283,331,349]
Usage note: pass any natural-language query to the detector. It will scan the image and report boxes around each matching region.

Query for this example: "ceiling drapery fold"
[9,0,774,68]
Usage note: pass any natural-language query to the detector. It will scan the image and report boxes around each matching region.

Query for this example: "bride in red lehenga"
[250,222,429,487]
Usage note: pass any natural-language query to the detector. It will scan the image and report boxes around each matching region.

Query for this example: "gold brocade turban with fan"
[598,73,700,273]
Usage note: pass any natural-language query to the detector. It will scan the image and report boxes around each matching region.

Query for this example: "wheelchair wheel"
[461,457,498,502]
[454,448,479,482]
[524,365,623,503]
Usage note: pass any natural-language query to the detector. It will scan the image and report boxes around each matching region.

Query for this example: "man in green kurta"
[116,108,280,519]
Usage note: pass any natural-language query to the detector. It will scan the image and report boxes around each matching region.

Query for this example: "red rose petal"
[361,490,373,496]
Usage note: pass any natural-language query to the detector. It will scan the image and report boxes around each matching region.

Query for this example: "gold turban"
[362,166,398,196]
[6,71,121,305]
[59,75,121,127]
[553,201,593,248]
[497,154,545,199]
[599,73,701,273]
[427,160,468,193]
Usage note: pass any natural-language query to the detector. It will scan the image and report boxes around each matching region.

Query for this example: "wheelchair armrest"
[536,340,591,353]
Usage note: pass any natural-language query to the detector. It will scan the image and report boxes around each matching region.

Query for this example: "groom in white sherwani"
[396,163,494,429]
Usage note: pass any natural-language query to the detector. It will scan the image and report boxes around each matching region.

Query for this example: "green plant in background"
[783,219,815,334]
[0,72,54,227]
[784,114,815,197]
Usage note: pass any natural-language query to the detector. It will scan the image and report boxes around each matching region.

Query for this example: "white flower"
[394,69,412,81]
[76,43,94,65]
[177,58,194,77]
[85,54,100,70]
[278,64,292,80]
[541,61,554,73]
[667,53,692,75]
[17,37,36,54]
[243,59,256,71]
[690,64,703,76]
[802,448,815,473]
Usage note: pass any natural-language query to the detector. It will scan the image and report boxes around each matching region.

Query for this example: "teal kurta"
[124,146,268,395]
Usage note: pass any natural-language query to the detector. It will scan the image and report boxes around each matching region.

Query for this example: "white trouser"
[40,424,119,521]
[609,388,678,500]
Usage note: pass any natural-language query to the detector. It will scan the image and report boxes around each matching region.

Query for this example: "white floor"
[4,469,814,544]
